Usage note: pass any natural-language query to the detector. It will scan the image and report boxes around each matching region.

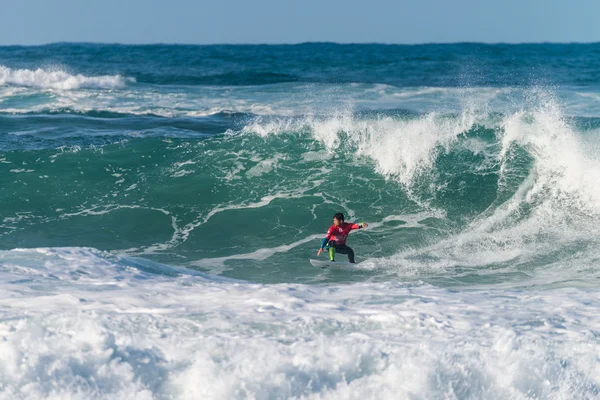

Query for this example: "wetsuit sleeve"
[320,237,329,249]
[350,223,361,230]
[321,227,333,249]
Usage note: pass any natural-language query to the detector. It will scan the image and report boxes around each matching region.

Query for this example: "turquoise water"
[1,44,600,399]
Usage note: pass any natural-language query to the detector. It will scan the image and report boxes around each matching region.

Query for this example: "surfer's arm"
[317,237,330,256]
[350,222,368,230]
[320,229,333,249]
[317,229,333,255]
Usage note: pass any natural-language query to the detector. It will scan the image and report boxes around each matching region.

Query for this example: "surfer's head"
[333,212,344,226]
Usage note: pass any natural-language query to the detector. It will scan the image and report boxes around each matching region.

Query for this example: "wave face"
[1,43,600,398]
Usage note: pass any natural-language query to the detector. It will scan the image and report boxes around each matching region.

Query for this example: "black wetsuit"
[328,241,355,263]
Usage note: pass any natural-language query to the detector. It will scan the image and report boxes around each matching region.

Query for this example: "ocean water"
[1,43,600,399]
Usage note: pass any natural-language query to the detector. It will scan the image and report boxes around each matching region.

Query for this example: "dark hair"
[333,212,345,222]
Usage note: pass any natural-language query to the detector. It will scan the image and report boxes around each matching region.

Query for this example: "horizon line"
[2,40,600,47]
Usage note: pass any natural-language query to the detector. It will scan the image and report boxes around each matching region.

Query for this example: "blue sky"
[2,0,599,45]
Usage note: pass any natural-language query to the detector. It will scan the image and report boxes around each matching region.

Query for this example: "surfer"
[316,212,368,263]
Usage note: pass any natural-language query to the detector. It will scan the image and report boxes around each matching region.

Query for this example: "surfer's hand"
[317,248,323,256]
[361,223,368,228]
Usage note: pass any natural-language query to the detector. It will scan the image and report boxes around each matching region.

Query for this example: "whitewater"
[0,43,599,399]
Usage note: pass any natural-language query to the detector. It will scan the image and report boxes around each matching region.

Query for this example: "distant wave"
[0,107,253,121]
[134,71,301,86]
[0,65,134,90]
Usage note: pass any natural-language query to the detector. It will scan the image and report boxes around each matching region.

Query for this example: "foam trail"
[191,234,322,273]
[0,65,132,90]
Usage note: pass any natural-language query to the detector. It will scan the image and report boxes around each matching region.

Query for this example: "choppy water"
[1,43,600,399]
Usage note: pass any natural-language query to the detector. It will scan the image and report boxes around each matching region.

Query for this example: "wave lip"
[0,65,133,90]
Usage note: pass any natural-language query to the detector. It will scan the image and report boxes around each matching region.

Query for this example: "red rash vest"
[324,222,361,245]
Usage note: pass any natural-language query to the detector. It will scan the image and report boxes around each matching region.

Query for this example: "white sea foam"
[0,247,598,399]
[191,234,322,273]
[245,155,283,177]
[243,110,478,187]
[0,65,132,90]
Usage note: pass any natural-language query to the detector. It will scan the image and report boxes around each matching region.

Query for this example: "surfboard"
[309,259,357,269]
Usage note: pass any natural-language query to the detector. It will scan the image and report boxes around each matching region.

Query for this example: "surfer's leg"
[328,246,335,261]
[335,245,355,263]
[344,245,355,263]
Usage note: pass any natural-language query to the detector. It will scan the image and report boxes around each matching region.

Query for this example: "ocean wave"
[240,92,599,203]
[0,106,249,119]
[0,65,133,90]
[238,92,600,282]
[137,71,302,85]
[1,86,599,287]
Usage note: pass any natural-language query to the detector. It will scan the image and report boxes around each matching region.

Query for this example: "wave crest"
[0,65,133,90]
